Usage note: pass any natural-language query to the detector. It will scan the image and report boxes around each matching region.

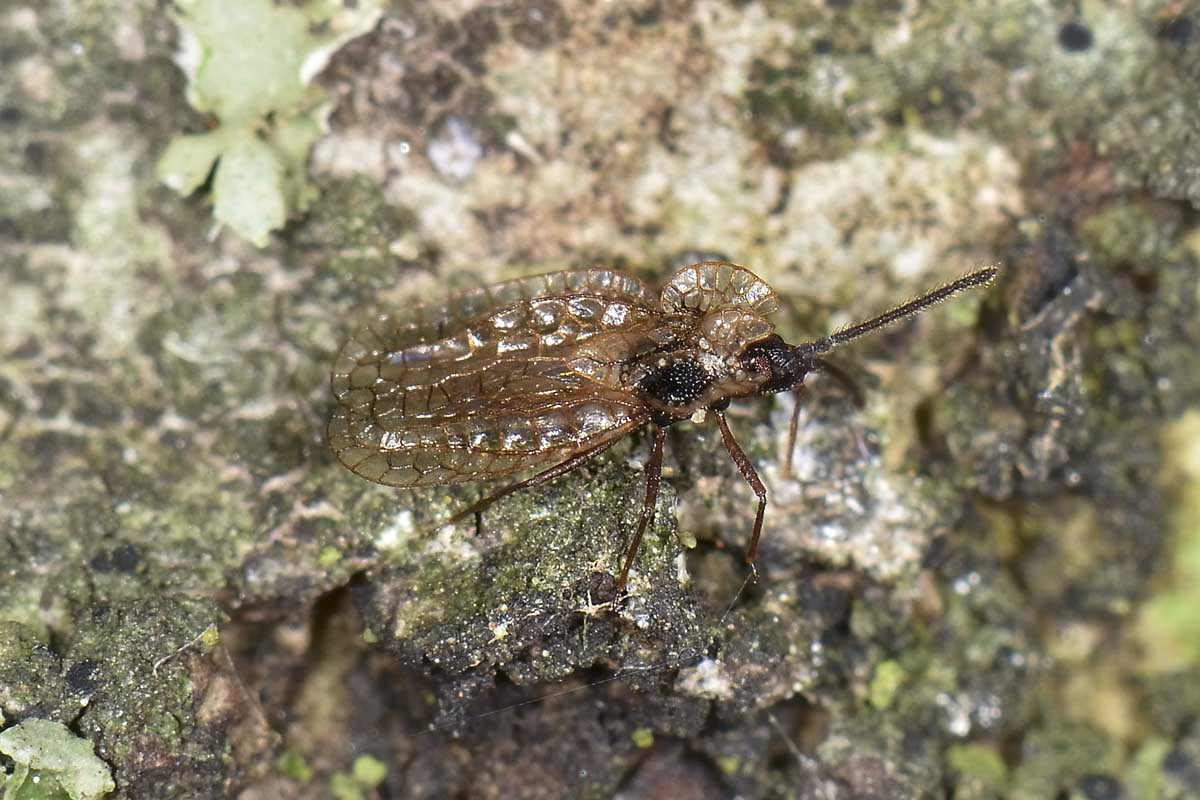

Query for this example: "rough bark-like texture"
[3,1,1200,798]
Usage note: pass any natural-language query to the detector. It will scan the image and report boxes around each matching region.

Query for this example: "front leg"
[617,425,667,592]
[715,411,767,573]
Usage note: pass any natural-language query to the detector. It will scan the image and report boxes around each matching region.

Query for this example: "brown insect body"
[330,261,997,590]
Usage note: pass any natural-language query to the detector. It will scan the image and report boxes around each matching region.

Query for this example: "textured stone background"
[3,1,1200,798]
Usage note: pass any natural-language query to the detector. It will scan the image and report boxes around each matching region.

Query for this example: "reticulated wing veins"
[329,269,661,487]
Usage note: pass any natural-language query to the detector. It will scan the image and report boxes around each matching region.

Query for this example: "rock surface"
[2,1,1200,797]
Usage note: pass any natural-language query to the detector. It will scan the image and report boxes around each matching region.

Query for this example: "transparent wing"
[329,269,660,487]
[659,261,780,316]
[351,268,658,354]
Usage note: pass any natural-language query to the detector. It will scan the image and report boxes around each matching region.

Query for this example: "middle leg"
[617,426,666,592]
[715,412,768,571]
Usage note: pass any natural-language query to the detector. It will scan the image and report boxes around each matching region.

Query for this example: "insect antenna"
[804,265,998,354]
[780,265,997,476]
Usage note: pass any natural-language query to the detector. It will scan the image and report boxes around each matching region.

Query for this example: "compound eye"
[739,335,806,394]
[740,335,784,375]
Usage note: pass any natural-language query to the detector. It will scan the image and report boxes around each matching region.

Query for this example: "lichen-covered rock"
[0,718,116,800]
[0,623,73,723]
[4,0,1200,797]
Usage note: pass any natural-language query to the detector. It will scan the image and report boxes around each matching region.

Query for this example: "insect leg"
[445,424,641,526]
[715,412,767,572]
[813,358,871,461]
[783,383,807,480]
[813,358,864,407]
[617,426,666,593]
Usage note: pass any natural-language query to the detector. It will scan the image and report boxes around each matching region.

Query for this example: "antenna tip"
[970,264,1000,285]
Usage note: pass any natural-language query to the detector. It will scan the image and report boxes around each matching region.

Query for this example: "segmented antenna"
[808,265,998,354]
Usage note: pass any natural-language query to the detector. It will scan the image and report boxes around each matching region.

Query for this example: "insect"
[329,261,997,591]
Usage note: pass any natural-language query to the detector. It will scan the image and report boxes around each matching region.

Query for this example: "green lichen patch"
[274,748,314,784]
[868,659,906,711]
[1009,720,1123,800]
[350,754,387,787]
[329,754,387,800]
[1124,736,1172,800]
[156,0,384,246]
[0,719,114,800]
[1135,412,1200,670]
[947,743,1008,799]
